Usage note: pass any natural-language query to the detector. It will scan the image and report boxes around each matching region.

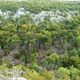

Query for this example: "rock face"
[0,65,27,80]
[14,8,25,19]
[0,7,79,24]
[0,77,27,80]
[9,77,27,80]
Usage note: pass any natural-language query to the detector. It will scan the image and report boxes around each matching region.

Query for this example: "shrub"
[14,52,20,59]
[69,49,79,56]
[42,53,61,70]
[29,62,39,72]
[41,70,55,80]
[70,66,80,80]
[69,56,80,69]
[23,69,45,80]
[60,53,80,69]
[60,53,70,67]
[56,67,70,80]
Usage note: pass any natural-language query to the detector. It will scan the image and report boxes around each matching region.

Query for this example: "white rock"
[14,8,25,19]
[0,10,2,15]
[9,77,16,80]
[17,77,27,80]
[9,77,27,80]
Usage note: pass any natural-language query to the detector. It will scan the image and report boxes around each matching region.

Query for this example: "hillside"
[0,0,80,80]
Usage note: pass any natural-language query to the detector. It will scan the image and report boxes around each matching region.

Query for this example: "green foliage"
[70,66,80,80]
[41,70,54,80]
[23,69,45,80]
[0,1,80,80]
[29,62,39,72]
[13,52,20,59]
[0,0,80,13]
[42,53,61,70]
[56,67,70,80]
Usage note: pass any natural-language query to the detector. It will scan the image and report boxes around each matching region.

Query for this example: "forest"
[0,0,80,80]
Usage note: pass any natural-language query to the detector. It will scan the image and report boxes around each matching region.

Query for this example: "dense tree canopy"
[0,0,80,80]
